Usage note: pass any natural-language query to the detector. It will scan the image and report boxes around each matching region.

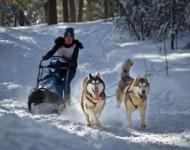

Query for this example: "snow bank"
[0,20,190,150]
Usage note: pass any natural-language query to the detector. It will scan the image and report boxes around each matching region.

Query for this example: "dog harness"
[119,76,134,90]
[128,92,147,109]
[125,81,147,109]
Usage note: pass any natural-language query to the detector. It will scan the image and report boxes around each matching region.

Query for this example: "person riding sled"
[42,27,83,105]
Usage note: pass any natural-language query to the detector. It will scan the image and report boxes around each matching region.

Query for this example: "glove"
[42,55,49,60]
[75,40,83,49]
[77,42,84,49]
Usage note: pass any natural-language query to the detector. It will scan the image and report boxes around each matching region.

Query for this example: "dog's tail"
[121,59,133,76]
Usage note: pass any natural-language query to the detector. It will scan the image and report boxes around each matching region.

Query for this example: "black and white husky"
[81,73,106,126]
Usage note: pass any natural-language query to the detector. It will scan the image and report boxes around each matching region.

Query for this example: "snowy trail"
[0,20,190,150]
[0,100,190,150]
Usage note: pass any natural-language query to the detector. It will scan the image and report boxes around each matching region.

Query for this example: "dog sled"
[28,56,71,113]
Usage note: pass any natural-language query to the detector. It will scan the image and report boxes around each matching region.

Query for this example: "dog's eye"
[138,85,142,88]
[96,80,100,84]
[124,69,127,73]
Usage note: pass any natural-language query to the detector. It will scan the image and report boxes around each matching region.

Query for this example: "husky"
[116,59,134,108]
[116,59,150,128]
[81,73,106,126]
[28,88,65,113]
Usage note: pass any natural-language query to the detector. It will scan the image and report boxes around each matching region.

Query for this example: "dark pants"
[54,61,76,104]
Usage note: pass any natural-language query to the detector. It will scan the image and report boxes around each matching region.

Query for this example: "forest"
[0,0,190,49]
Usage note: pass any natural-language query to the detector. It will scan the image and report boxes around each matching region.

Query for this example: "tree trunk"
[44,2,48,23]
[128,19,141,40]
[69,0,76,22]
[108,1,114,18]
[119,3,125,16]
[18,10,25,26]
[62,0,69,22]
[87,0,93,21]
[170,0,175,50]
[78,0,84,22]
[47,0,57,25]
[0,11,4,26]
[104,0,108,19]
[14,11,18,27]
[140,16,145,40]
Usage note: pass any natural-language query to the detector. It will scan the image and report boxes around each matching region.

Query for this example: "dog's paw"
[140,124,146,128]
[87,124,91,127]
[86,122,91,127]
[55,104,66,114]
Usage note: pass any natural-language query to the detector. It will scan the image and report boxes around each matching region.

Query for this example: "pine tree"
[69,0,76,22]
[87,0,93,21]
[62,0,69,22]
[47,0,57,25]
[78,0,84,22]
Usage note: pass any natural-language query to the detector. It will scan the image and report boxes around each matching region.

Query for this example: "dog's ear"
[136,74,141,79]
[127,59,133,66]
[89,73,93,78]
[96,73,100,78]
[143,74,148,81]
[133,74,141,86]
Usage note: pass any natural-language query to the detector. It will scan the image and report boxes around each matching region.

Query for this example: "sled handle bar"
[39,56,75,68]
[39,65,68,70]
[41,56,70,62]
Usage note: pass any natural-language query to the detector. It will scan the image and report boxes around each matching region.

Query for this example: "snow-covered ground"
[0,20,190,150]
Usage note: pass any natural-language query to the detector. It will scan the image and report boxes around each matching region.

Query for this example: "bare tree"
[119,2,125,16]
[104,0,108,19]
[78,0,84,22]
[170,0,175,50]
[18,9,25,26]
[69,0,76,22]
[87,0,93,21]
[62,0,69,22]
[47,0,57,25]
[0,11,4,26]
[0,0,5,26]
[108,0,114,18]
[44,1,48,23]
[14,11,18,26]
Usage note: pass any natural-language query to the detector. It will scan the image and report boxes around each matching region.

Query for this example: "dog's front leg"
[116,88,123,108]
[83,107,91,126]
[86,113,91,126]
[138,107,146,128]
[87,108,99,126]
[126,109,132,127]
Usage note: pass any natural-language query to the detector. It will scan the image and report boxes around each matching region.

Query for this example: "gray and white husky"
[116,59,150,128]
[123,74,150,128]
[81,73,106,126]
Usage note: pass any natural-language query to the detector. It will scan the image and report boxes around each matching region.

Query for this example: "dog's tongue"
[94,90,101,100]
[139,94,147,100]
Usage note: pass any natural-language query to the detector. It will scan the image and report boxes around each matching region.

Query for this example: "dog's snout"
[95,86,98,90]
[142,90,145,94]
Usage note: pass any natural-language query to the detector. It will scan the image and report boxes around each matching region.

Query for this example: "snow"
[0,20,190,150]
